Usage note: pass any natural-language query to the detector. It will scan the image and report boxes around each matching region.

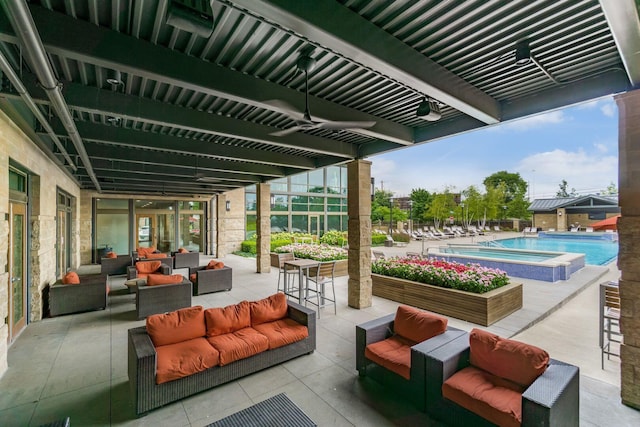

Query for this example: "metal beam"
[599,0,640,87]
[0,5,413,145]
[80,169,241,188]
[232,0,501,124]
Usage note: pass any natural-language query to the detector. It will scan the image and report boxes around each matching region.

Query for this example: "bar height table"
[283,258,319,304]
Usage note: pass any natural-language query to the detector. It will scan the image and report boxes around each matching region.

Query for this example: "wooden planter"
[270,253,347,277]
[372,274,522,326]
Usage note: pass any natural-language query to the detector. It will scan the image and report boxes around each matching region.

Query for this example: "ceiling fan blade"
[263,99,306,121]
[317,120,377,131]
[269,126,305,137]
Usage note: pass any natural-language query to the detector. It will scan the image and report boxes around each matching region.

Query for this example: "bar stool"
[304,261,337,318]
[275,252,297,294]
[600,281,622,368]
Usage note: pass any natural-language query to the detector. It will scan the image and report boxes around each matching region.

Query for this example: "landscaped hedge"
[371,234,388,246]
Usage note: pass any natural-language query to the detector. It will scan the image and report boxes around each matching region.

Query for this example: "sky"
[370,96,618,200]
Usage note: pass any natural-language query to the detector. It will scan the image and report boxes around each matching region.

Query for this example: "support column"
[216,195,227,257]
[347,160,372,308]
[256,183,271,273]
[615,89,640,409]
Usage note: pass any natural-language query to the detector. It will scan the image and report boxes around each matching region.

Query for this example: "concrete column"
[615,89,640,409]
[216,195,227,257]
[347,160,372,309]
[256,183,271,273]
[556,208,567,231]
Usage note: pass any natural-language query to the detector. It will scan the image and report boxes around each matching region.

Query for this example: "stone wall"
[217,188,246,256]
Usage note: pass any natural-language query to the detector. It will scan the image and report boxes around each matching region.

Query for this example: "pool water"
[444,247,557,263]
[485,237,618,266]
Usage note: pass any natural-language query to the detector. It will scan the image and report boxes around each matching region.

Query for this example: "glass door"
[136,215,155,249]
[309,215,321,240]
[9,202,26,341]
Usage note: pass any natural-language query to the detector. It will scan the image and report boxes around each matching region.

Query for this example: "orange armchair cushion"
[137,247,156,258]
[206,260,225,270]
[146,305,205,347]
[206,327,269,366]
[253,318,309,350]
[205,301,251,336]
[250,293,288,325]
[178,247,189,253]
[155,337,219,384]
[105,251,117,258]
[146,274,184,286]
[136,260,162,274]
[469,328,549,387]
[443,366,524,427]
[364,335,415,380]
[146,253,168,259]
[62,271,80,285]
[394,305,447,343]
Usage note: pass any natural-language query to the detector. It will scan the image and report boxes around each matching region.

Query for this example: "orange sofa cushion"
[146,274,184,286]
[250,293,288,325]
[190,273,197,282]
[253,318,308,350]
[443,366,525,427]
[206,260,225,270]
[146,253,168,259]
[136,260,162,274]
[206,327,269,366]
[178,247,189,253]
[364,335,415,380]
[469,328,549,387]
[155,337,219,384]
[394,305,447,343]
[62,271,80,285]
[105,251,117,258]
[146,306,206,347]
[137,247,156,258]
[205,301,251,336]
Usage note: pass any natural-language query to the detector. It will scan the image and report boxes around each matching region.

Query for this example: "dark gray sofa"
[100,254,132,276]
[171,251,200,269]
[127,300,316,415]
[49,273,108,317]
[134,277,192,320]
[188,265,232,295]
[127,261,172,280]
[424,333,580,426]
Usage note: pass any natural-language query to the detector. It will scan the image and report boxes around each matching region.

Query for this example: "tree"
[460,186,483,228]
[483,171,528,203]
[409,188,432,224]
[556,180,577,198]
[426,188,457,228]
[602,182,618,195]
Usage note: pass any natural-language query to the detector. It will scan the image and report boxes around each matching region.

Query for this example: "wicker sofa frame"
[128,300,316,415]
[171,251,200,269]
[49,273,108,317]
[100,255,132,276]
[356,312,466,411]
[424,333,580,426]
[134,278,192,320]
[127,262,172,280]
[188,265,232,295]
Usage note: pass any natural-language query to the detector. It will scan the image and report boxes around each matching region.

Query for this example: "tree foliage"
[483,171,528,203]
[556,179,577,198]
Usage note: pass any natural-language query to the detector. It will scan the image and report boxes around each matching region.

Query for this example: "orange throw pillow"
[204,301,251,336]
[136,261,162,274]
[250,293,288,325]
[146,253,168,259]
[189,273,197,282]
[146,306,205,347]
[178,247,189,253]
[146,274,184,286]
[206,260,225,270]
[62,271,80,285]
[469,328,549,387]
[394,305,447,343]
[137,247,156,258]
[105,251,117,258]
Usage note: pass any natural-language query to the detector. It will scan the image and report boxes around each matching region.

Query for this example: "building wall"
[218,188,246,256]
[0,111,81,377]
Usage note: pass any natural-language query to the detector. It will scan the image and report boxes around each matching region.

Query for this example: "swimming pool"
[487,237,618,266]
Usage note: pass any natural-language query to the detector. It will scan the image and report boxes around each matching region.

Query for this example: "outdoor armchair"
[127,260,172,280]
[49,273,108,317]
[171,250,199,269]
[188,265,232,295]
[100,254,132,276]
[135,274,192,319]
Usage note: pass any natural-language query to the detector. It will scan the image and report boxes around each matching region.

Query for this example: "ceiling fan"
[269,54,376,137]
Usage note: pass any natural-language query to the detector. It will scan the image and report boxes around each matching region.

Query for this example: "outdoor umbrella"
[590,215,620,231]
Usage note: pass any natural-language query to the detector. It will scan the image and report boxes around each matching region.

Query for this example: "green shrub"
[371,234,387,246]
[320,230,347,246]
[392,232,410,243]
[241,240,257,254]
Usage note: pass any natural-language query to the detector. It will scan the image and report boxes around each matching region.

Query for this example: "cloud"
[491,110,566,132]
[594,143,609,153]
[600,102,616,117]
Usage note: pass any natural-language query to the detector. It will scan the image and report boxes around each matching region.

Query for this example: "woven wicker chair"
[127,261,172,280]
[100,254,132,276]
[187,265,232,295]
[135,277,192,320]
[171,251,200,269]
[49,273,108,317]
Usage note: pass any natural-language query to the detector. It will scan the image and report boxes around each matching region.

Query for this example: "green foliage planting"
[319,230,347,246]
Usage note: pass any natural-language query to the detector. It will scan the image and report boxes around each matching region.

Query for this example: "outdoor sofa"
[134,274,192,320]
[128,293,316,415]
[49,273,108,317]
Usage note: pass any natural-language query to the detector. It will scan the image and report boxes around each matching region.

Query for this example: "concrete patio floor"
[1,233,638,426]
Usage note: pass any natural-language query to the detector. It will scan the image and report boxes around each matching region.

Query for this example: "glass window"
[178,201,203,210]
[326,166,341,193]
[341,167,348,194]
[327,215,341,231]
[245,193,257,211]
[309,196,324,212]
[179,213,202,252]
[291,195,308,212]
[327,197,341,212]
[9,169,26,192]
[246,215,256,239]
[291,173,307,193]
[309,169,324,192]
[291,215,308,233]
[271,215,288,232]
[270,178,288,192]
[271,194,288,211]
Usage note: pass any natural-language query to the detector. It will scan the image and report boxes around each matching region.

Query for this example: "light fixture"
[370,177,375,202]
[166,0,215,38]
[416,97,441,121]
[106,116,121,125]
[515,40,531,66]
[106,70,123,86]
[270,194,275,208]
[225,200,231,211]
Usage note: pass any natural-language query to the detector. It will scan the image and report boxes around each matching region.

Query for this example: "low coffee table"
[206,393,315,427]
[124,278,144,293]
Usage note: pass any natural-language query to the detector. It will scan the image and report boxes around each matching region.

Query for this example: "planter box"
[270,253,347,277]
[372,274,522,326]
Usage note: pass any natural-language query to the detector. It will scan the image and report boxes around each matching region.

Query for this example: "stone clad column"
[347,160,372,308]
[615,89,640,409]
[256,183,271,273]
[216,195,227,257]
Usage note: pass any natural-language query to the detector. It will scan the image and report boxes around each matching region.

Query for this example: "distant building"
[528,195,619,231]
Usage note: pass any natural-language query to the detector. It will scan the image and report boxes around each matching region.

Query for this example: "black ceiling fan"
[269,54,376,137]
